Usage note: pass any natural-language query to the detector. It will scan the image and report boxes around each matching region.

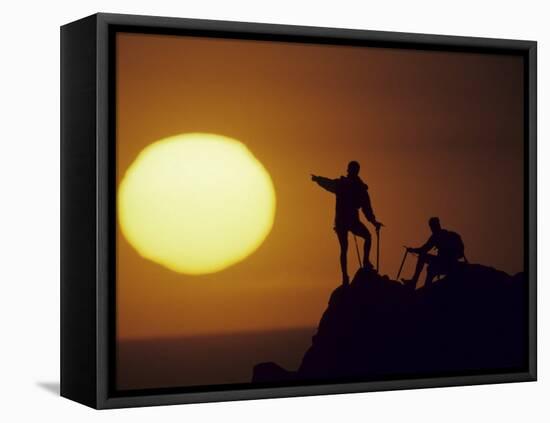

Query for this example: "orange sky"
[116,32,524,340]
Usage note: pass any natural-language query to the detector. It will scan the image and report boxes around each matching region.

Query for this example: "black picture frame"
[60,12,537,409]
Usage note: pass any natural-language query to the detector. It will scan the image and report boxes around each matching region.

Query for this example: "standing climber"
[312,161,383,285]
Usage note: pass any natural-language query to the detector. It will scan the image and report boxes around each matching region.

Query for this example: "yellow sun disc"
[118,133,276,275]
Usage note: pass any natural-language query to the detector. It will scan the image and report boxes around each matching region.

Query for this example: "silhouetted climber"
[312,161,383,285]
[402,217,466,288]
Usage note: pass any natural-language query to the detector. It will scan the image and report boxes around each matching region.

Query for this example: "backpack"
[444,230,465,260]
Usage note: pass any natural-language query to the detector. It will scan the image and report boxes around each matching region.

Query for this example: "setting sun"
[118,133,276,275]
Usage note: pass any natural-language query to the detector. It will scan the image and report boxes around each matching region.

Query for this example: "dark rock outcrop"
[253,264,528,384]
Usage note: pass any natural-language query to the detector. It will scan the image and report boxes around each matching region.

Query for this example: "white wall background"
[0,0,547,421]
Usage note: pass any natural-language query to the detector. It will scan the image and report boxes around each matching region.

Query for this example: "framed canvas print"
[60,13,537,409]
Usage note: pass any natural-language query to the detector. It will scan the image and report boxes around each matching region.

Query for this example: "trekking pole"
[353,234,363,268]
[396,246,409,280]
[376,227,381,273]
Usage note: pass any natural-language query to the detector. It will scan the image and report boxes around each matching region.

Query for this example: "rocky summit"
[253,263,528,384]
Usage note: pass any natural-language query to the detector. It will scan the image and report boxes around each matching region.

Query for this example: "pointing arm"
[312,175,338,194]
